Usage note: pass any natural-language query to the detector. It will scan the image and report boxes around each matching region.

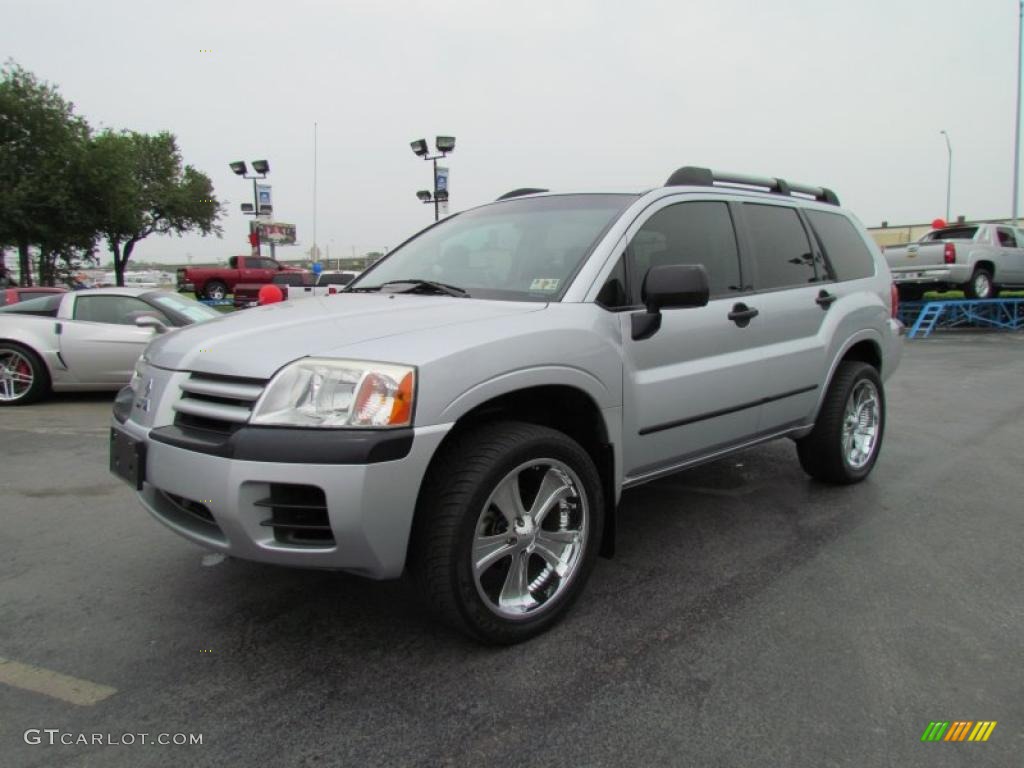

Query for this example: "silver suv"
[110,166,903,644]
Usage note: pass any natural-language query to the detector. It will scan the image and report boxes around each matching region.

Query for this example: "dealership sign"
[256,221,297,245]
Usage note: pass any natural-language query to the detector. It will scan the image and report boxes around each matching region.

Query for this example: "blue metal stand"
[899,299,1024,339]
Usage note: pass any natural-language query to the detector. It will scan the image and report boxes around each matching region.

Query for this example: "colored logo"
[921,721,997,742]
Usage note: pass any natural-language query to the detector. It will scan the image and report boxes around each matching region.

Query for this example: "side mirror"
[135,315,169,334]
[631,264,710,341]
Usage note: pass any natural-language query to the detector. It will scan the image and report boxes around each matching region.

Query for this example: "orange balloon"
[258,284,284,305]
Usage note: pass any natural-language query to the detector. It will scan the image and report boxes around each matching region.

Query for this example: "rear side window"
[0,294,62,316]
[996,227,1017,247]
[806,210,876,281]
[626,201,742,302]
[743,204,818,289]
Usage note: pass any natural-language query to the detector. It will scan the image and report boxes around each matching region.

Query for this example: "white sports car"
[0,287,222,405]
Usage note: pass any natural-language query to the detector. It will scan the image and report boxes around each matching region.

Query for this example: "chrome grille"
[173,372,266,433]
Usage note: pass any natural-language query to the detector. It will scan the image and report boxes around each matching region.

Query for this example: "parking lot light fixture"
[409,134,456,221]
[940,130,952,223]
[231,158,272,256]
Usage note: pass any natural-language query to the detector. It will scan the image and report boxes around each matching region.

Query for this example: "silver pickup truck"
[884,223,1024,300]
[110,166,902,644]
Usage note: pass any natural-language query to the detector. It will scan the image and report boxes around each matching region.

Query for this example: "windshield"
[146,292,222,324]
[349,194,636,301]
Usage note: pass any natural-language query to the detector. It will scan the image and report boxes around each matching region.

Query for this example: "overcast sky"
[2,0,1020,265]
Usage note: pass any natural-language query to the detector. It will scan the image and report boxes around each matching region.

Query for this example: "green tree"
[87,130,224,286]
[0,61,95,285]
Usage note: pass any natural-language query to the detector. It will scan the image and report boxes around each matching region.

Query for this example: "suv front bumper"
[111,418,450,579]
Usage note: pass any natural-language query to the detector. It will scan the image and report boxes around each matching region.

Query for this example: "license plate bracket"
[110,428,146,490]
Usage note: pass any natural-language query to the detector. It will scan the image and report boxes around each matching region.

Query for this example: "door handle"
[728,303,759,327]
[815,290,837,309]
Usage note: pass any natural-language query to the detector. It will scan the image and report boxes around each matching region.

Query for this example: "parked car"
[884,222,1024,300]
[0,288,221,405]
[177,256,307,300]
[0,286,67,307]
[110,166,902,644]
[234,270,361,308]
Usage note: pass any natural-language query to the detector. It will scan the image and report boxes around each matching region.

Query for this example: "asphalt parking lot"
[1,333,1022,768]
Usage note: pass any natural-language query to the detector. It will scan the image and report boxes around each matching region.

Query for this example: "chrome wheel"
[842,380,880,470]
[472,459,589,620]
[0,349,34,402]
[972,271,992,298]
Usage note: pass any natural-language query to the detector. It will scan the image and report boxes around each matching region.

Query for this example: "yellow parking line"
[0,657,116,706]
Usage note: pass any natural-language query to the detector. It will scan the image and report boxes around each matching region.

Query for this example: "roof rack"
[664,166,840,206]
[495,188,549,201]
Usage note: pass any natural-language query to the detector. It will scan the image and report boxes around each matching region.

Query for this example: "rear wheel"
[410,421,603,644]
[204,280,228,301]
[0,342,50,406]
[797,361,884,484]
[963,269,994,299]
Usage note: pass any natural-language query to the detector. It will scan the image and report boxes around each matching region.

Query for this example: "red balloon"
[258,284,284,305]
[931,218,947,230]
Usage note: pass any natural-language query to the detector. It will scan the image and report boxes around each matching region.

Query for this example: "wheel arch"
[420,378,620,558]
[808,332,883,428]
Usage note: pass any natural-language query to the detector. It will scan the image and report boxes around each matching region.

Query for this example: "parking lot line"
[0,657,116,706]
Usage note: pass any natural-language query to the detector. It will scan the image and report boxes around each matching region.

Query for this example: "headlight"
[128,357,147,396]
[250,358,415,428]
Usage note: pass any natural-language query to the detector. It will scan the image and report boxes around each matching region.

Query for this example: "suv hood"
[146,293,545,379]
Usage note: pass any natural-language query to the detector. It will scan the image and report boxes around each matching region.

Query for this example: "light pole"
[410,136,455,221]
[1014,0,1023,225]
[939,131,952,222]
[229,160,272,256]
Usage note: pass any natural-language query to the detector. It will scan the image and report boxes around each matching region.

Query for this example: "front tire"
[0,342,50,406]
[410,421,604,644]
[797,362,884,484]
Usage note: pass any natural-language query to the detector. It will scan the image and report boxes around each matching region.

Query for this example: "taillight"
[943,243,956,264]
[890,283,899,319]
[329,286,337,295]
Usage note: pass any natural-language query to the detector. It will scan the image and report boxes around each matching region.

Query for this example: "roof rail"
[664,166,840,206]
[495,188,549,201]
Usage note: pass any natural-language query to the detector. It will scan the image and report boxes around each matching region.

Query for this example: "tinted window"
[806,210,876,281]
[996,227,1017,247]
[596,255,629,309]
[273,273,313,287]
[259,259,281,270]
[744,204,818,289]
[319,273,354,286]
[74,295,170,325]
[626,201,741,302]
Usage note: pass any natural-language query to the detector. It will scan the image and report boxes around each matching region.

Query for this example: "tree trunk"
[18,239,33,286]
[109,238,124,287]
[119,239,139,287]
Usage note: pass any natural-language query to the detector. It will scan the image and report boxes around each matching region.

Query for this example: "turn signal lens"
[351,370,415,427]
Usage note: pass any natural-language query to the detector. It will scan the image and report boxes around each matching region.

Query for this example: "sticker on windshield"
[529,278,560,292]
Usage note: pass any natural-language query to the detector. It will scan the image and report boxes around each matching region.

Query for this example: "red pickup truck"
[177,256,307,300]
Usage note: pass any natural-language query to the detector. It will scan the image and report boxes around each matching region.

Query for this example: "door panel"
[58,320,153,384]
[621,300,762,477]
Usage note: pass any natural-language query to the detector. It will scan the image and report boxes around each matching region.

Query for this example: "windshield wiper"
[360,279,469,297]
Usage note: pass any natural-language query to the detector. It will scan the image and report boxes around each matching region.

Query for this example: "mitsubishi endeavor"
[110,166,903,644]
